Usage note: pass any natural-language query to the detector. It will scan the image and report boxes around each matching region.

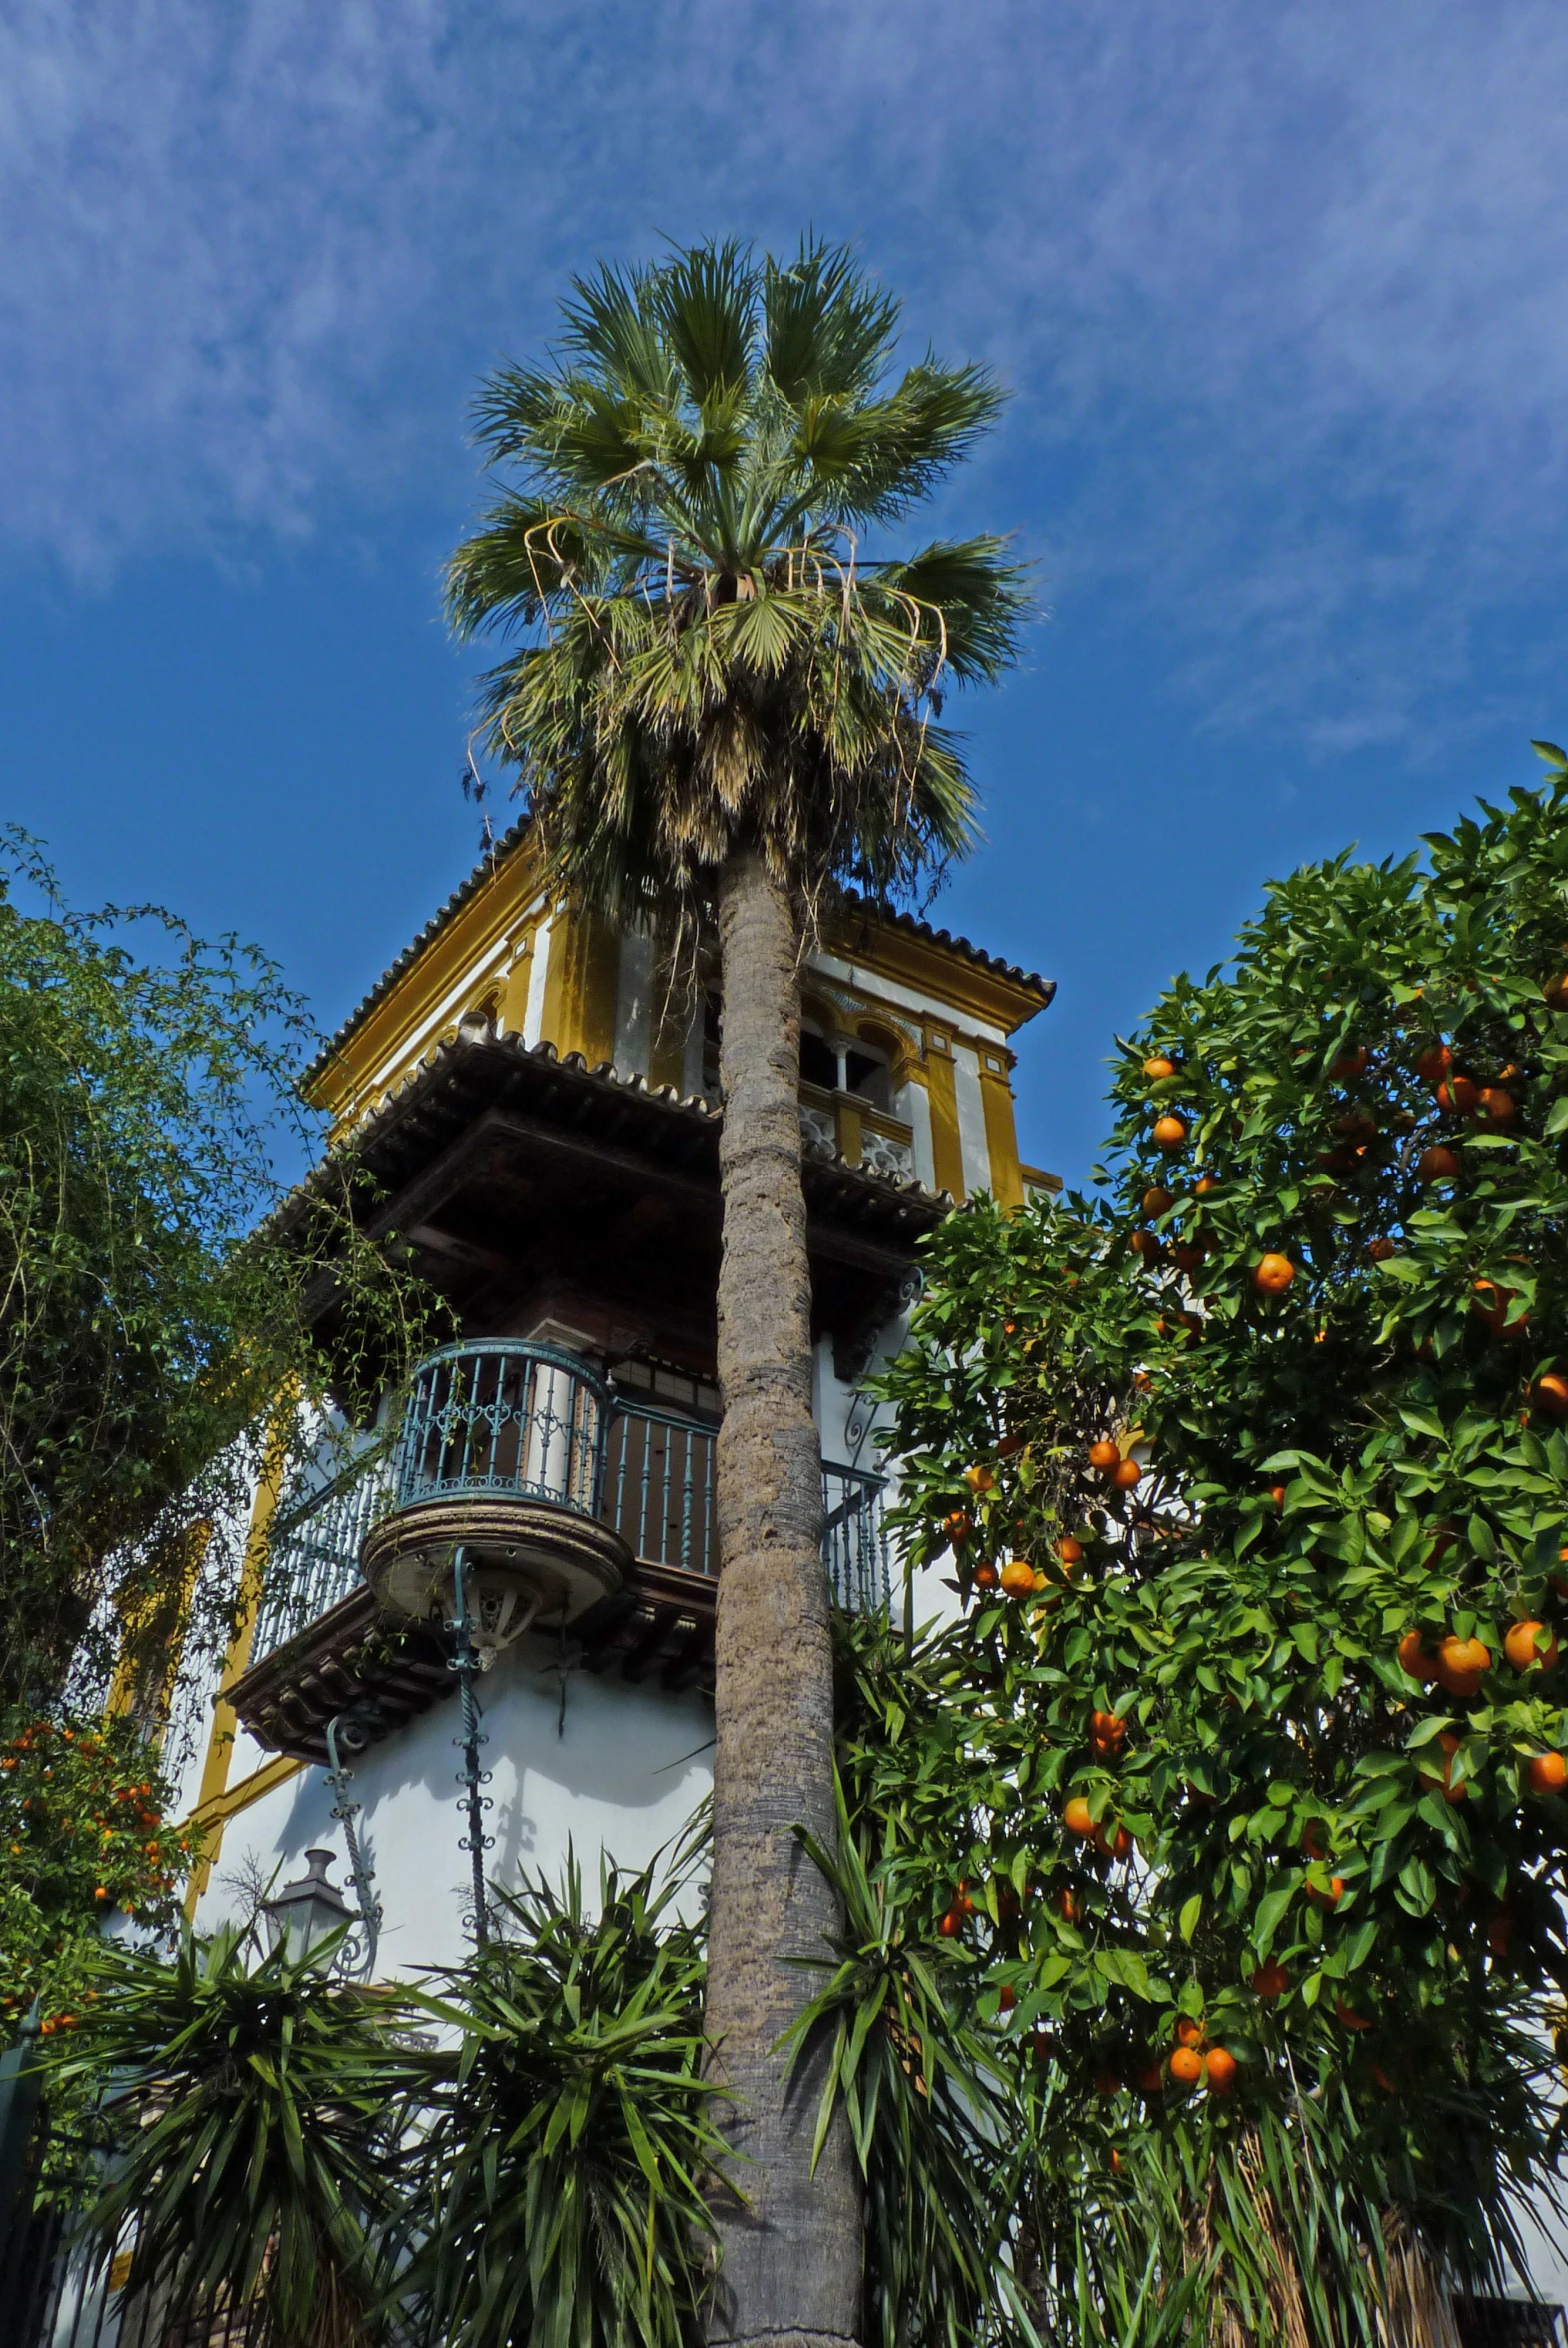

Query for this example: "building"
[163,827,1055,1975]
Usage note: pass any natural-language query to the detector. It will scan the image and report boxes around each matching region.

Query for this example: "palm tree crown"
[445,236,1026,932]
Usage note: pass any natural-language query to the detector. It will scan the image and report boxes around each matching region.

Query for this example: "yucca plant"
[45,1923,429,2348]
[444,236,1025,2346]
[403,1847,724,2348]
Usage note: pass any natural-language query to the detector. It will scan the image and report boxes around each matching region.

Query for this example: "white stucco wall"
[195,1637,713,1975]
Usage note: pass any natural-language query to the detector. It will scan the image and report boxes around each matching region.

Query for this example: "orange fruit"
[1152,1115,1188,1152]
[1435,1634,1490,1696]
[1087,1439,1121,1472]
[1478,1086,1518,1127]
[1168,2045,1204,2086]
[1418,1731,1467,1804]
[1194,1175,1219,1196]
[1534,1373,1568,1417]
[937,1907,963,1937]
[1032,2029,1061,2062]
[1269,1483,1288,1512]
[1528,1751,1568,1795]
[1543,974,1568,1011]
[1334,1997,1372,2032]
[1251,1960,1289,1999]
[1332,1047,1370,1079]
[1141,1185,1174,1217]
[1129,1227,1163,1262]
[1307,1876,1345,1909]
[973,1562,999,1591]
[964,1464,996,1494]
[1057,1535,1084,1566]
[1368,1236,1396,1261]
[1436,1074,1478,1115]
[1417,1145,1461,1184]
[996,1984,1017,2014]
[943,1510,971,1545]
[1143,1055,1177,1081]
[1506,1620,1558,1672]
[1202,2046,1238,2095]
[1174,2016,1204,2047]
[1396,1630,1437,1683]
[1063,1797,1095,1838]
[999,1560,1036,1600]
[1137,2064,1166,2094]
[1300,1820,1328,1861]
[1254,1253,1296,1294]
[1171,1242,1205,1276]
[1415,1043,1452,1083]
[1112,1457,1143,1490]
[1053,1889,1078,1922]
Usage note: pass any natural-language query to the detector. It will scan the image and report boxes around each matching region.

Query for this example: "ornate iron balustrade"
[250,1445,396,1664]
[394,1340,610,1515]
[250,1350,891,1662]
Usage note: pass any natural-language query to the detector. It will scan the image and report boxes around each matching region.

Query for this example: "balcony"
[798,1081,916,1182]
[229,1341,892,1758]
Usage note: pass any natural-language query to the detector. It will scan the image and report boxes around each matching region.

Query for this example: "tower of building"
[167,826,1054,1969]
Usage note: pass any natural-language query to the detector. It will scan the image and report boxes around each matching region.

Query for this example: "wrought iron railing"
[394,1340,610,1516]
[249,1446,396,1664]
[248,1349,892,1662]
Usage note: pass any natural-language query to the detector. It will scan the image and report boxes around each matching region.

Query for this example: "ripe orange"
[1254,1253,1296,1294]
[1053,1889,1078,1922]
[1436,1075,1478,1116]
[1506,1620,1558,1672]
[1203,2046,1238,2095]
[1137,2064,1165,2094]
[1194,1175,1220,1196]
[1334,1997,1372,2032]
[1368,1236,1396,1261]
[1093,1822,1133,1860]
[1300,1820,1328,1861]
[1152,1115,1188,1152]
[1112,1457,1144,1490]
[1093,2069,1121,2097]
[973,1562,999,1591]
[1534,1373,1568,1417]
[1032,2029,1061,2062]
[1435,1634,1490,1697]
[1543,974,1568,1011]
[1307,1876,1345,1909]
[1417,1145,1462,1184]
[1063,1797,1095,1838]
[1478,1086,1518,1127]
[1129,1228,1163,1263]
[1141,1185,1174,1217]
[1528,1751,1568,1795]
[1088,1439,1121,1473]
[1174,2016,1204,2047]
[1418,1731,1467,1804]
[1397,1630,1437,1683]
[964,1464,996,1494]
[1269,1483,1288,1512]
[999,1560,1036,1600]
[996,1984,1017,2014]
[1171,1243,1205,1276]
[1250,1960,1289,1999]
[1168,2045,1204,2087]
[1332,1047,1370,1079]
[937,1907,963,1937]
[943,1510,971,1546]
[1415,1043,1453,1083]
[1143,1055,1177,1081]
[1057,1535,1084,1566]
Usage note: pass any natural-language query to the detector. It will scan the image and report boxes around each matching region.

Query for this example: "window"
[800,1028,839,1092]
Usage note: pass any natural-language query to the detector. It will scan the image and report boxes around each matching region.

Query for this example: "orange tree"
[865,750,1568,2318]
[0,1710,194,2034]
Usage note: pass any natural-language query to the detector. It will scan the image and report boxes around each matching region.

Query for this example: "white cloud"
[2,0,1566,732]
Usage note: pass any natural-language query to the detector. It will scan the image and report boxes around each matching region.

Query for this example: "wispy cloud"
[3,0,1566,735]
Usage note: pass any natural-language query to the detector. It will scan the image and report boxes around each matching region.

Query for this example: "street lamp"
[261,1848,355,1960]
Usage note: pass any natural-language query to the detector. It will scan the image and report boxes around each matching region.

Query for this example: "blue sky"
[4,0,1567,1185]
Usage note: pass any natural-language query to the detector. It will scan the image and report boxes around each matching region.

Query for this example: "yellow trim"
[977,1063,1025,1211]
[181,1427,290,1909]
[822,912,1048,1039]
[923,1047,966,1201]
[308,835,545,1131]
[558,909,620,1065]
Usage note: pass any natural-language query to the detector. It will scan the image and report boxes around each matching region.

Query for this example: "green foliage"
[47,1922,429,2348]
[403,1848,724,2348]
[445,236,1026,942]
[0,1709,194,2025]
[0,827,440,1711]
[873,755,1568,2318]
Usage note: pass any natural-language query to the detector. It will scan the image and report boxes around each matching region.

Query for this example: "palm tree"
[444,237,1024,2348]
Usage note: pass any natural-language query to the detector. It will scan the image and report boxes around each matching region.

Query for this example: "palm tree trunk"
[705,847,862,2348]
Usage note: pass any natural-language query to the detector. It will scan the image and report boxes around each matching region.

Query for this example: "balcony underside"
[228,1556,718,1764]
